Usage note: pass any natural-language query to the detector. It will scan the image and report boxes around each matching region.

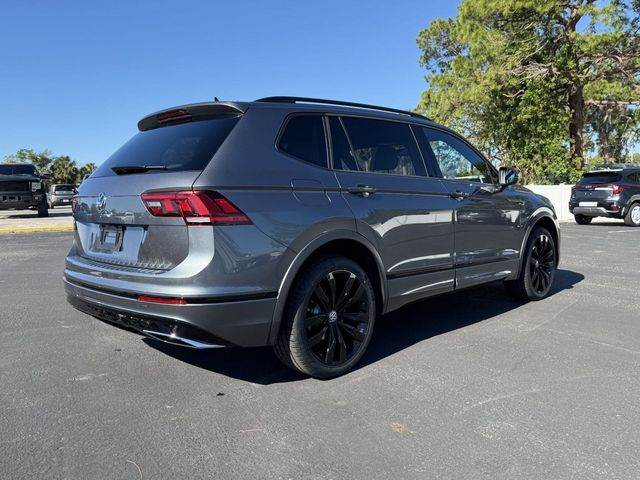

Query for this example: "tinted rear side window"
[92,116,240,177]
[339,117,426,176]
[54,184,75,192]
[278,115,327,168]
[578,172,622,185]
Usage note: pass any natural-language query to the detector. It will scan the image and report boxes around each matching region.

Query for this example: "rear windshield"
[578,172,622,185]
[0,164,38,176]
[54,184,75,192]
[92,116,241,177]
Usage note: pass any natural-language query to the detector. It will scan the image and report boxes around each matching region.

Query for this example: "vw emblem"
[96,192,107,214]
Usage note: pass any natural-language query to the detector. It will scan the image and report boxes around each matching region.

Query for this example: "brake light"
[593,184,624,195]
[157,109,192,126]
[141,191,252,225]
[138,295,187,305]
[612,184,624,195]
[71,194,79,212]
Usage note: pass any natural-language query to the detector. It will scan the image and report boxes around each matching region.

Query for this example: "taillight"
[141,191,252,226]
[157,109,191,126]
[593,184,624,194]
[71,194,79,212]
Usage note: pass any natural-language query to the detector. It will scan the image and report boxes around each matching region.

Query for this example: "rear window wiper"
[111,165,169,175]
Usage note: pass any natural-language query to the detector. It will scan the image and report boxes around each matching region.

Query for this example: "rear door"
[74,112,241,271]
[329,115,456,310]
[415,127,524,289]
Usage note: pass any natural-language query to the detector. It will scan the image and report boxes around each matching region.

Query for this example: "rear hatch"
[574,171,622,204]
[73,105,243,271]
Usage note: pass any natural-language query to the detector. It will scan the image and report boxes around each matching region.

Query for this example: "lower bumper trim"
[142,329,225,349]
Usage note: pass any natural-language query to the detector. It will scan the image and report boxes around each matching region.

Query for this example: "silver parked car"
[64,97,560,378]
[48,184,77,208]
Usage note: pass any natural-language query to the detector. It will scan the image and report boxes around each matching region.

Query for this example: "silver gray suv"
[64,97,560,378]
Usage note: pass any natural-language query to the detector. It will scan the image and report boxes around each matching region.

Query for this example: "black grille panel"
[0,181,29,192]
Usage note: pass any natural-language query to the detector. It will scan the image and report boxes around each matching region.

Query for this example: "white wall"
[525,185,573,221]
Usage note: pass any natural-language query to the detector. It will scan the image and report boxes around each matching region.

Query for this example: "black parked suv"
[65,97,560,378]
[569,166,640,226]
[0,163,48,217]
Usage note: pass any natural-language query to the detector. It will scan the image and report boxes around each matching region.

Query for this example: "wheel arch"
[268,230,387,345]
[517,208,560,275]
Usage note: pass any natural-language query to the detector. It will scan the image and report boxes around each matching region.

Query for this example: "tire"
[624,202,640,227]
[505,226,557,301]
[574,214,592,225]
[274,255,376,379]
[37,202,49,218]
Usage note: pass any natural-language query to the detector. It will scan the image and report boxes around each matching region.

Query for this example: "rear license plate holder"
[95,225,124,252]
[579,202,598,207]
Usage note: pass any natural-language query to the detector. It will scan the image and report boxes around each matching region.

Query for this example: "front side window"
[279,115,327,168]
[338,117,426,177]
[419,128,496,184]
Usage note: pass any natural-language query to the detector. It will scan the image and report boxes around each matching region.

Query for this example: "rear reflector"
[141,190,252,225]
[138,295,187,305]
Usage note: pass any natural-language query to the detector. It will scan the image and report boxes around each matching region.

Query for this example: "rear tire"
[574,214,592,225]
[505,227,557,301]
[624,202,640,227]
[37,202,49,218]
[274,255,376,379]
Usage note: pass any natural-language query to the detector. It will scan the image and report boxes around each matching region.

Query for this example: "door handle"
[449,190,469,200]
[347,185,377,198]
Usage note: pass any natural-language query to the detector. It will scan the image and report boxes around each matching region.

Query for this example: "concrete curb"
[0,226,74,234]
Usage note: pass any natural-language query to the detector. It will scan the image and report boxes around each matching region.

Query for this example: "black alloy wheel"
[505,226,557,301]
[304,270,370,366]
[528,233,555,295]
[275,255,376,378]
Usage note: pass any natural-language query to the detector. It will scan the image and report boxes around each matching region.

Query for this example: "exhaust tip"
[142,329,225,349]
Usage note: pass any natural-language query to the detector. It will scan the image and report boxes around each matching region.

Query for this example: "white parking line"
[607,229,640,233]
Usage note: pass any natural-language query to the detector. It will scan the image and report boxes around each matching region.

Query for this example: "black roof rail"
[256,96,431,122]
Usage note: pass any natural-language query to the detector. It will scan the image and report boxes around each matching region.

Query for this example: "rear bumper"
[569,204,623,218]
[50,196,73,206]
[64,277,276,347]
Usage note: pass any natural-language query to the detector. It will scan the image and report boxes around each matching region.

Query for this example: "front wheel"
[37,202,49,218]
[274,255,376,379]
[505,227,557,301]
[574,214,592,225]
[624,203,640,227]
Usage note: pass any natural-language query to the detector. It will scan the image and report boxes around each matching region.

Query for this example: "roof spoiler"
[137,102,247,131]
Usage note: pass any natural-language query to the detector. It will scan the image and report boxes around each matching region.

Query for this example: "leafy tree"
[4,148,53,173]
[77,162,97,183]
[417,0,640,183]
[49,155,79,184]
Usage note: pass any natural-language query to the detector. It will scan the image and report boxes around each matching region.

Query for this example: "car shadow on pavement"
[144,269,584,385]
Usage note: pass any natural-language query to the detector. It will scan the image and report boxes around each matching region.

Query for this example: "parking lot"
[1,221,639,479]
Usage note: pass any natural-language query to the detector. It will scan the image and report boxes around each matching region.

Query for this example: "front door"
[328,115,457,311]
[415,126,525,289]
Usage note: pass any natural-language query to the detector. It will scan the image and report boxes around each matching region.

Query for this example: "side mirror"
[499,166,519,186]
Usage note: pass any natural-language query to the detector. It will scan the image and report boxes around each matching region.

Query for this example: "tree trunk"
[569,85,585,168]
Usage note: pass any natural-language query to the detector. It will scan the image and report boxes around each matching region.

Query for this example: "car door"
[328,115,457,311]
[415,126,525,289]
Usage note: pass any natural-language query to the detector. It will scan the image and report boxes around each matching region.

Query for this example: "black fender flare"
[267,229,387,345]
[516,207,561,276]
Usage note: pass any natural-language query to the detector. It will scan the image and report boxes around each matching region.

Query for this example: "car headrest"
[371,145,398,171]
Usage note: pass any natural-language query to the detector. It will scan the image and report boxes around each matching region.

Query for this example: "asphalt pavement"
[1,220,639,479]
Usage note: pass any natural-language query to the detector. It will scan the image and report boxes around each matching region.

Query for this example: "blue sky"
[0,0,457,165]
